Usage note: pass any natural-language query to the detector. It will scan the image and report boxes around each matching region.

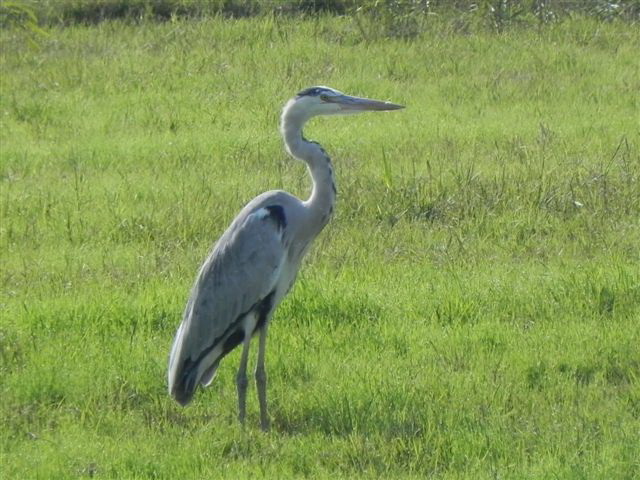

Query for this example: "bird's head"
[283,86,404,122]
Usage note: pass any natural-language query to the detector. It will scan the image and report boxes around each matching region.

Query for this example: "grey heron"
[167,86,403,430]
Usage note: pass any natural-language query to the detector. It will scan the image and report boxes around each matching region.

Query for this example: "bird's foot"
[260,417,270,432]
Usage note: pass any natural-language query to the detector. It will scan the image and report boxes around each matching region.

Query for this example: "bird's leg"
[255,324,270,431]
[236,332,252,426]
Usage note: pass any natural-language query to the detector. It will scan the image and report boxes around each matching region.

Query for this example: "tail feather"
[168,321,199,406]
[170,358,199,406]
[168,321,223,406]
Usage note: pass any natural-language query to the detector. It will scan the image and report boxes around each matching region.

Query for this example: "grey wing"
[168,205,287,404]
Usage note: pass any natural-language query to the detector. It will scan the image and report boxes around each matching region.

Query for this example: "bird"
[167,86,403,430]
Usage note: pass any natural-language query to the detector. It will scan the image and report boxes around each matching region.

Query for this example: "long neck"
[281,110,336,230]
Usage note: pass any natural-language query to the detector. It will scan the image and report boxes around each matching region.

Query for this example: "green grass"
[1,12,639,479]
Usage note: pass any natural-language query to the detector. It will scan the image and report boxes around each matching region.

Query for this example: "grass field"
[1,10,639,479]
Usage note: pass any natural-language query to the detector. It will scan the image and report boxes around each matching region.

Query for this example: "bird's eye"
[320,94,329,102]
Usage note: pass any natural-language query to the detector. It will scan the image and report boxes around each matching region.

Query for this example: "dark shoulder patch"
[264,205,287,230]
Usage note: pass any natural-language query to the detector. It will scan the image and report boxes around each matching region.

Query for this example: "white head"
[282,86,404,124]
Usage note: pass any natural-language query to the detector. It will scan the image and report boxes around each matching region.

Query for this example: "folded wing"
[167,205,288,405]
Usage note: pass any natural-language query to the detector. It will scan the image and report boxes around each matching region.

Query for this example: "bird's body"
[167,189,324,404]
[167,87,402,429]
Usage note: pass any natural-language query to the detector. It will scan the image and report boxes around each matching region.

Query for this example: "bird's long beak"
[334,94,404,112]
